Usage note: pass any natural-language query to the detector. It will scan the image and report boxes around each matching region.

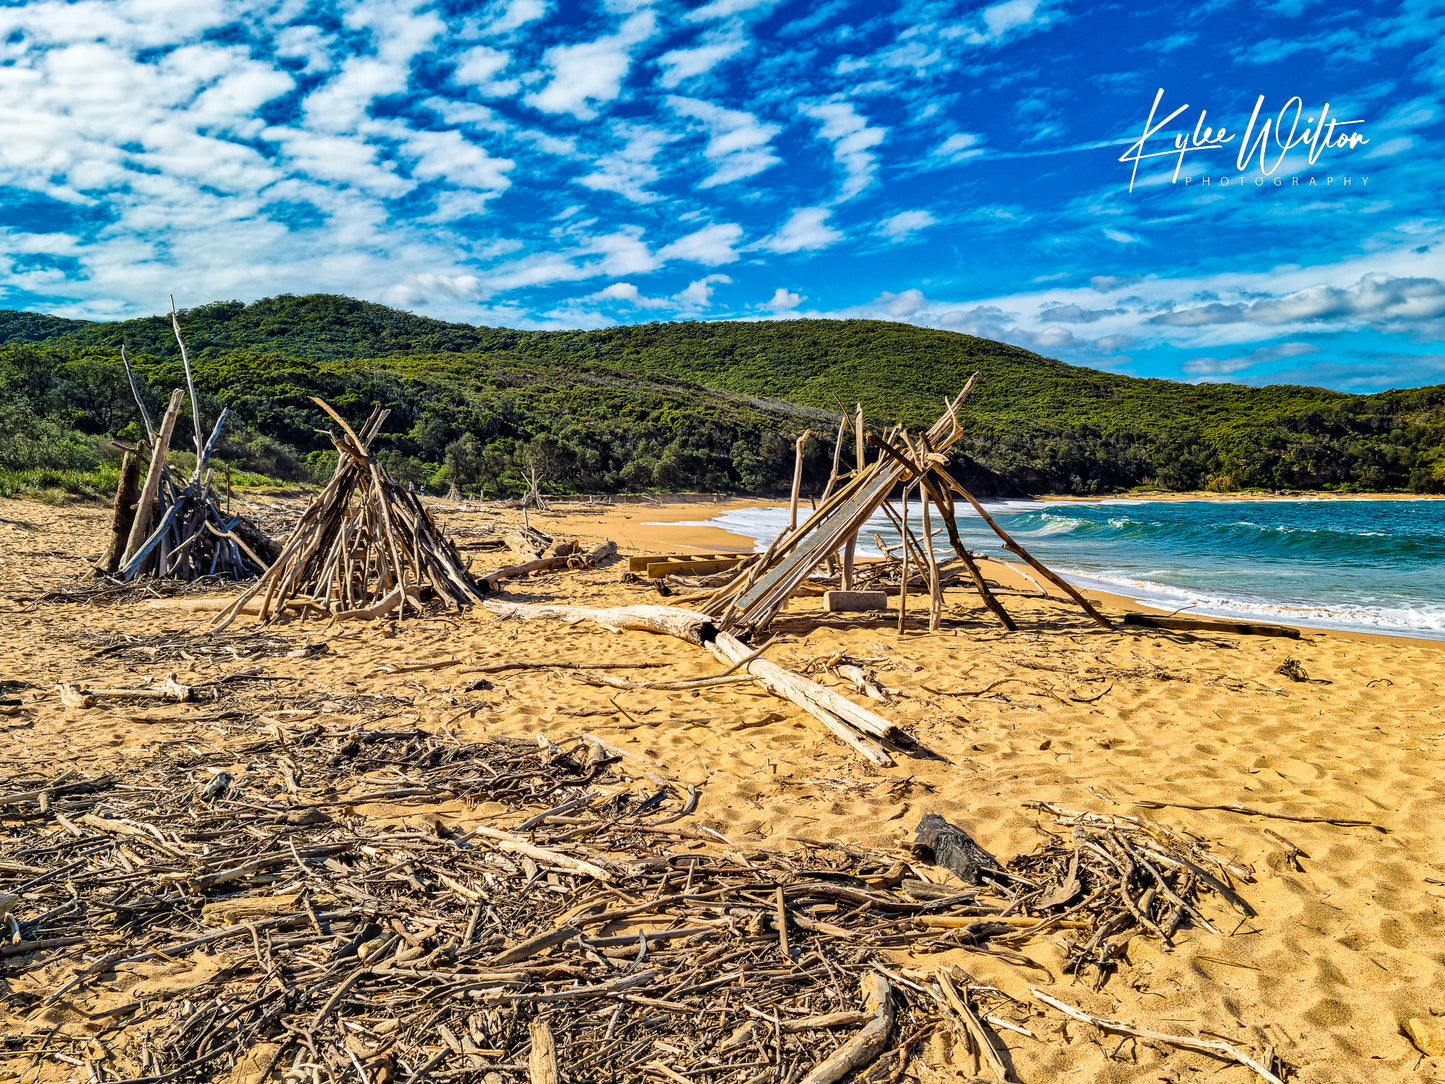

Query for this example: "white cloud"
[453,45,520,97]
[800,99,886,201]
[685,0,780,22]
[526,11,656,120]
[595,281,671,308]
[875,288,928,317]
[878,210,936,241]
[657,32,747,88]
[764,207,843,253]
[585,227,660,276]
[384,272,484,307]
[932,132,986,164]
[483,0,550,35]
[1153,273,1445,335]
[961,0,1061,45]
[658,222,744,266]
[764,287,803,311]
[576,124,673,204]
[667,95,781,186]
[395,127,513,194]
[677,273,731,307]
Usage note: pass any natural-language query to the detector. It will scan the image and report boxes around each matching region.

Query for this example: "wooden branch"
[935,971,1011,1082]
[1029,989,1284,1084]
[788,429,811,533]
[527,1018,561,1084]
[170,297,205,457]
[931,465,1112,629]
[120,389,183,570]
[799,972,894,1084]
[120,345,156,445]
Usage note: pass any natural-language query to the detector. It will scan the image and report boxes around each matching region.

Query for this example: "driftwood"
[914,814,1005,885]
[481,601,909,765]
[482,540,618,587]
[798,972,894,1084]
[120,389,183,567]
[0,726,1271,1084]
[103,310,278,583]
[1123,613,1299,638]
[1030,989,1285,1084]
[96,450,142,575]
[704,380,977,638]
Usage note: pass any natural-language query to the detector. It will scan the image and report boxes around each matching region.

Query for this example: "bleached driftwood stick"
[121,390,184,568]
[1029,989,1284,1084]
[788,429,811,533]
[481,601,902,765]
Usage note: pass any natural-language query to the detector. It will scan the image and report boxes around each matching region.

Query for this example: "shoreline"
[606,498,1445,648]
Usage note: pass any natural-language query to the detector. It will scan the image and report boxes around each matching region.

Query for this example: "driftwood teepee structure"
[702,376,1112,639]
[97,307,279,582]
[213,399,488,630]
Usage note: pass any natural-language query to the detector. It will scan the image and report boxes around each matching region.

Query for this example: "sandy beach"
[3,493,1444,1083]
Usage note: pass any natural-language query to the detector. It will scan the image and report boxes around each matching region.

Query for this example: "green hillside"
[2,293,1442,500]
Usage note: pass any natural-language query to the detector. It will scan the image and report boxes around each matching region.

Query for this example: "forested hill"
[2,293,1443,498]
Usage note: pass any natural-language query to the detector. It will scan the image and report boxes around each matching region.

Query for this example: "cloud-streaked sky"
[0,0,1442,391]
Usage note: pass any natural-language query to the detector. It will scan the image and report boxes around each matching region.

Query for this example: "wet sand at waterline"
[2,494,1443,1083]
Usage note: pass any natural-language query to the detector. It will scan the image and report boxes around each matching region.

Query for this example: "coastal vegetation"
[2,293,1442,500]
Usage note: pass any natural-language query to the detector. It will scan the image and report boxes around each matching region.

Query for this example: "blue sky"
[0,0,1441,391]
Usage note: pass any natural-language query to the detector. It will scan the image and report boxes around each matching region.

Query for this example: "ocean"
[671,498,1445,640]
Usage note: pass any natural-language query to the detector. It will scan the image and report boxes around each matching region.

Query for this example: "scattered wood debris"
[0,726,1281,1084]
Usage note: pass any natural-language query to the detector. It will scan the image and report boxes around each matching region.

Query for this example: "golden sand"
[2,494,1443,1082]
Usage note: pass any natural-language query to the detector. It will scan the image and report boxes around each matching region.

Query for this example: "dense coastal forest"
[2,293,1443,500]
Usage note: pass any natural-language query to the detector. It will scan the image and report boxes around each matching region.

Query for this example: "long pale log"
[482,601,899,764]
[121,389,183,568]
[704,632,893,765]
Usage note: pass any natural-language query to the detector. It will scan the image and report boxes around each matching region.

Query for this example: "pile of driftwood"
[96,306,278,582]
[0,723,1285,1084]
[215,400,488,629]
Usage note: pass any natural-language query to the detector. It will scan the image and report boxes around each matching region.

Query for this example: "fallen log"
[1122,613,1299,638]
[481,601,906,765]
[481,540,618,587]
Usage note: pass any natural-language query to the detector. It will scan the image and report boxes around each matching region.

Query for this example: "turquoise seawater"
[670,498,1445,639]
